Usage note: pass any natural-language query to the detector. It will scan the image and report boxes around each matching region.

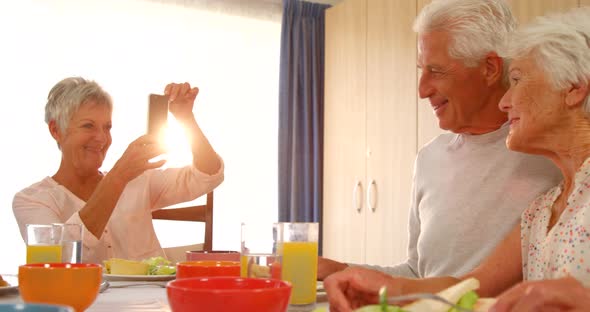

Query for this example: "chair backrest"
[152,191,214,252]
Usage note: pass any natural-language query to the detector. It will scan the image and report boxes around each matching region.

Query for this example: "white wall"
[0,0,280,272]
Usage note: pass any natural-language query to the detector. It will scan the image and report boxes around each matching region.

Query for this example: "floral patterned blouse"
[521,156,590,286]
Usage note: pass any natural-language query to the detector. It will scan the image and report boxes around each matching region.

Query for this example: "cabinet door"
[365,0,417,265]
[507,0,579,25]
[582,0,590,6]
[323,0,367,264]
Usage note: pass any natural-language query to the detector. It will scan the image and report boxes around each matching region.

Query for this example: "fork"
[99,281,166,293]
[108,282,166,288]
[385,293,473,312]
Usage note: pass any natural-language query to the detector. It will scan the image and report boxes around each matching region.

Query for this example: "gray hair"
[414,0,516,84]
[45,77,112,133]
[502,7,590,113]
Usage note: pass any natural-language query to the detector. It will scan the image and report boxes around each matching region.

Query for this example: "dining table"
[0,278,330,312]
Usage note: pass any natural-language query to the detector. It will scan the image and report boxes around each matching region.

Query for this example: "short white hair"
[45,77,112,133]
[502,7,590,113]
[414,0,516,84]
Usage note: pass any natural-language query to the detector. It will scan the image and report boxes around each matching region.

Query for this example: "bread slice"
[107,258,149,275]
[403,278,480,312]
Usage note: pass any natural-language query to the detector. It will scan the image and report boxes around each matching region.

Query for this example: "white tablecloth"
[0,281,170,311]
[91,282,170,312]
[0,280,330,311]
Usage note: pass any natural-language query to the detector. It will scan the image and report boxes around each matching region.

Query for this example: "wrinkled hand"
[110,135,166,183]
[490,277,590,312]
[325,266,399,312]
[164,82,199,121]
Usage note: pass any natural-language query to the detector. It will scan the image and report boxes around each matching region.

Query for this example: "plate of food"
[102,257,176,281]
[354,278,496,312]
[0,274,19,295]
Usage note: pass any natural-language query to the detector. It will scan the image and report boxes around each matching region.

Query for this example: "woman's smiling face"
[499,55,568,155]
[56,101,112,174]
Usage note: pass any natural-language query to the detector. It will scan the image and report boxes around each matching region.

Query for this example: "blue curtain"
[278,0,329,231]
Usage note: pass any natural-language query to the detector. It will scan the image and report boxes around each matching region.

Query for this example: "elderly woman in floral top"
[324,7,590,312]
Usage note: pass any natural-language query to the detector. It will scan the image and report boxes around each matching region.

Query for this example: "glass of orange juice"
[26,224,63,264]
[278,222,319,307]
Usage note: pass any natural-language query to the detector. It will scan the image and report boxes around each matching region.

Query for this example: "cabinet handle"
[367,179,377,212]
[352,180,363,213]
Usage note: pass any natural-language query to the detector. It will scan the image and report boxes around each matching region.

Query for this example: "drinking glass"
[56,223,83,263]
[240,222,282,279]
[26,224,63,264]
[278,222,319,306]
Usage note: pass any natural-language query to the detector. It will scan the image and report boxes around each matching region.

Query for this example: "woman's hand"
[490,277,590,312]
[165,82,199,121]
[79,135,166,238]
[324,266,400,312]
[161,82,221,175]
[109,135,167,184]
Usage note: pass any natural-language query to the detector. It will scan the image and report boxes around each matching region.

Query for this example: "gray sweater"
[363,124,562,278]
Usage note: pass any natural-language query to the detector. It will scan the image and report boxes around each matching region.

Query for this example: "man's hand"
[324,266,400,312]
[318,256,349,280]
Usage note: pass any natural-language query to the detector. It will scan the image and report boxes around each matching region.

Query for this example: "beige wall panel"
[420,0,579,22]
[322,0,367,263]
[417,88,445,148]
[365,0,417,265]
[508,0,578,25]
[417,0,430,11]
[582,0,590,6]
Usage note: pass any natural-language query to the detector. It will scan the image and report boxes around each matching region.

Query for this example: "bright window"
[0,0,280,272]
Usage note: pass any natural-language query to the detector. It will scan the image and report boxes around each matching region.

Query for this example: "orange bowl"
[18,263,101,312]
[176,261,240,279]
[167,277,291,312]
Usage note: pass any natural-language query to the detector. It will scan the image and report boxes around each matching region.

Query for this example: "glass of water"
[240,222,282,279]
[54,223,83,263]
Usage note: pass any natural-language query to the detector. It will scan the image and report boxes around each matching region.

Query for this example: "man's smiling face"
[417,31,494,133]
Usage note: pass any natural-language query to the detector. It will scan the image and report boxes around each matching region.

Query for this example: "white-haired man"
[318,0,561,280]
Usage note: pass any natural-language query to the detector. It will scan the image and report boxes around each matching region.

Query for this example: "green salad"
[142,256,176,275]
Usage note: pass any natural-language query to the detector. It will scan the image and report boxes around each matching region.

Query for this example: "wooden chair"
[152,192,214,262]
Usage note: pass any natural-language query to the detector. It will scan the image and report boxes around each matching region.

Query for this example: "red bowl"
[167,277,292,312]
[185,250,240,262]
[176,261,240,279]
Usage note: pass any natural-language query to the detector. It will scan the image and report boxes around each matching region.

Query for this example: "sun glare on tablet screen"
[155,115,192,168]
